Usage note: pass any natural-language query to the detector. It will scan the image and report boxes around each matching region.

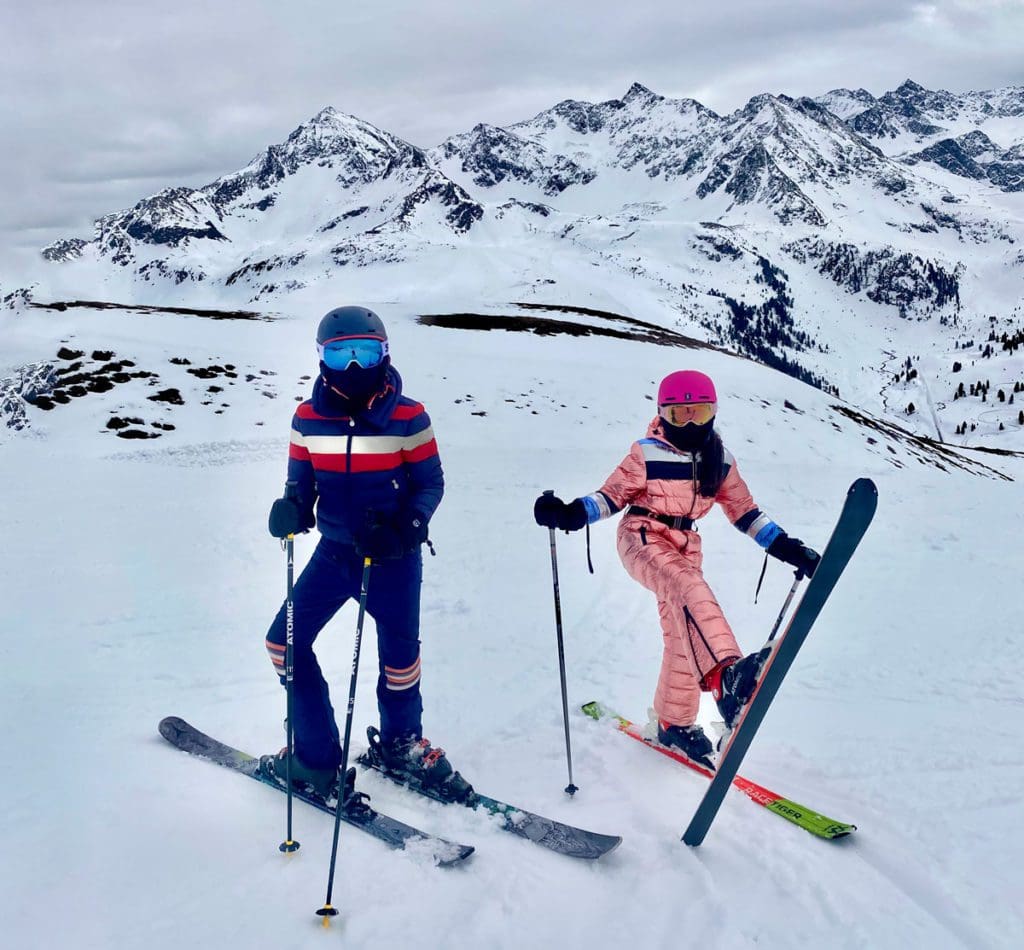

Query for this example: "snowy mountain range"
[6,79,1024,448]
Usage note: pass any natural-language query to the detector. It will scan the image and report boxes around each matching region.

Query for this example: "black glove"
[398,511,430,549]
[533,494,588,532]
[534,493,564,528]
[354,511,428,560]
[268,497,315,539]
[767,533,820,578]
[354,517,404,560]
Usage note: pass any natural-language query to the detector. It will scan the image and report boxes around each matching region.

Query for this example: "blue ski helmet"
[316,306,387,345]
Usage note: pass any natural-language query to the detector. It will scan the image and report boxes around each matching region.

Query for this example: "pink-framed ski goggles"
[659,401,717,427]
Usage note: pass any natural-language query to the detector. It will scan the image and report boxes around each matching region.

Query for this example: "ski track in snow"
[1,299,1022,949]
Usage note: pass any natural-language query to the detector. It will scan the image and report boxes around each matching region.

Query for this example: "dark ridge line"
[832,404,1016,480]
[955,443,1024,459]
[509,301,834,395]
[28,300,272,322]
[511,301,669,333]
[418,311,731,354]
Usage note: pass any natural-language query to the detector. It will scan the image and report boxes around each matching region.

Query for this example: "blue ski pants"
[265,537,423,770]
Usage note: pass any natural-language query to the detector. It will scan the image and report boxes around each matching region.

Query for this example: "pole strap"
[754,552,769,604]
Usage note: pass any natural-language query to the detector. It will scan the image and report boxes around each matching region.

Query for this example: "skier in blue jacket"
[261,306,470,803]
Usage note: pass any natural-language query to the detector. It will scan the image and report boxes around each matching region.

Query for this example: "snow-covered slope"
[1,287,1021,948]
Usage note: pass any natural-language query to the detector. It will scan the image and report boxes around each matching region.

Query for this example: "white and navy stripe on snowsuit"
[579,440,782,549]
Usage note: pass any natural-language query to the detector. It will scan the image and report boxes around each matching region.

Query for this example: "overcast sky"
[3,0,1023,285]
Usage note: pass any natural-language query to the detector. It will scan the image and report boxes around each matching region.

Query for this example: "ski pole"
[317,555,373,926]
[767,570,804,644]
[543,490,578,796]
[279,481,300,855]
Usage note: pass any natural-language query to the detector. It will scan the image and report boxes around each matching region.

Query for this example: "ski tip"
[581,701,604,720]
[437,843,476,866]
[158,716,189,741]
[850,477,878,498]
[821,823,857,839]
[571,835,623,859]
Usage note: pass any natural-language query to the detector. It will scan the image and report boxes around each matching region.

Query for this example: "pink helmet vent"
[657,370,717,406]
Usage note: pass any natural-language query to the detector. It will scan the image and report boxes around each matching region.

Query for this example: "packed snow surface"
[1,290,1021,949]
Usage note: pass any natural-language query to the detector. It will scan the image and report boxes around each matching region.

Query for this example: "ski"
[158,717,474,866]
[582,702,855,840]
[357,727,622,860]
[682,477,878,846]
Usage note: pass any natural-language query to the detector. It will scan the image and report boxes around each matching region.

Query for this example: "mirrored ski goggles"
[659,401,717,427]
[317,337,388,370]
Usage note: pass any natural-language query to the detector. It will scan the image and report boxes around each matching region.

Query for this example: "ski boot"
[364,726,475,804]
[258,747,340,803]
[709,646,772,737]
[656,721,716,771]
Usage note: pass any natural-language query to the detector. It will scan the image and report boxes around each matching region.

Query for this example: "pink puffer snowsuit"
[579,417,782,727]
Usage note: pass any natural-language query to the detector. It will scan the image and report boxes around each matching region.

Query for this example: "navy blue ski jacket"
[286,366,444,544]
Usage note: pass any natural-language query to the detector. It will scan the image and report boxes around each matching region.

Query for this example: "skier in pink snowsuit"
[534,370,820,767]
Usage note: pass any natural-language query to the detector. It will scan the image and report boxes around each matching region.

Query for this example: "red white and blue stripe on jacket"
[287,367,444,545]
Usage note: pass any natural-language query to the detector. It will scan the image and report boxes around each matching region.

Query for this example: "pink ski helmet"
[657,370,717,406]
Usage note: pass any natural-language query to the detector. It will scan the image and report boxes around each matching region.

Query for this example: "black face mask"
[662,417,714,452]
[319,359,389,410]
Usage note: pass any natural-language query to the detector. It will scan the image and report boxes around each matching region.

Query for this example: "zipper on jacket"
[346,418,355,473]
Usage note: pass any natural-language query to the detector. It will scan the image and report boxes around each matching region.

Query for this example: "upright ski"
[158,717,474,866]
[358,727,622,860]
[683,478,878,846]
[582,702,855,840]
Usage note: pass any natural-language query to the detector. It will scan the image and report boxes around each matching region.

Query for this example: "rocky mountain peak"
[895,79,927,95]
[958,129,999,156]
[209,106,428,206]
[739,92,786,116]
[838,87,877,103]
[309,105,340,123]
[433,121,596,195]
[622,82,663,105]
[278,106,418,165]
[880,79,958,121]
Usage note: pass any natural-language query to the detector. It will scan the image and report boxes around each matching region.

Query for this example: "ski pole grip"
[284,479,299,501]
[541,490,556,533]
